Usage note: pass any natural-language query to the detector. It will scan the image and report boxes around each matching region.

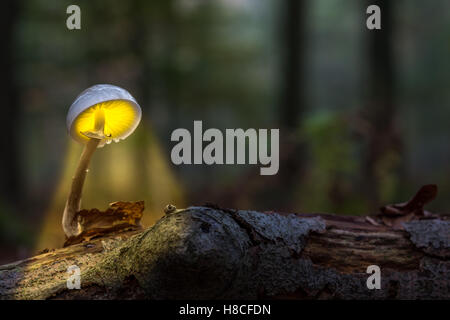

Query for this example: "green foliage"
[296,111,367,214]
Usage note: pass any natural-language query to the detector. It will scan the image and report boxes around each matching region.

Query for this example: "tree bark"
[0,206,448,300]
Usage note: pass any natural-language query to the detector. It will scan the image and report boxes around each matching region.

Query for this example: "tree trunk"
[0,206,448,300]
[363,0,403,210]
[276,0,307,210]
[0,0,21,209]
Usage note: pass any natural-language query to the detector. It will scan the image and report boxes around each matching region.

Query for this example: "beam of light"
[143,128,186,226]
[35,124,185,252]
[35,140,81,251]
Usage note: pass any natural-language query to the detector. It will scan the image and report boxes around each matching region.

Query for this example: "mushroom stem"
[62,138,100,237]
[62,108,105,238]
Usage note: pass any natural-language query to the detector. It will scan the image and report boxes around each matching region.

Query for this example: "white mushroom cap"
[67,84,141,147]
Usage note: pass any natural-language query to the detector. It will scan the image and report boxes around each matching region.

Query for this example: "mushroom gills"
[72,100,139,145]
[80,107,111,140]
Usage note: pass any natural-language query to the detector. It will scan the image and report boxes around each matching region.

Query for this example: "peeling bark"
[0,206,448,300]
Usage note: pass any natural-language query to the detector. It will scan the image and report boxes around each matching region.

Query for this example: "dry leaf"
[366,185,438,230]
[380,184,437,216]
[64,201,144,247]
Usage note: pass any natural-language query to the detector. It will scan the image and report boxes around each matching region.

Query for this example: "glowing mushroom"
[63,84,141,238]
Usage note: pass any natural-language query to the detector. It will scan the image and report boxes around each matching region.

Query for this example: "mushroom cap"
[67,84,141,147]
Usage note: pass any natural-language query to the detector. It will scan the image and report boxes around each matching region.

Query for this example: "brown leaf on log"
[64,201,144,247]
[366,185,439,229]
[381,184,437,216]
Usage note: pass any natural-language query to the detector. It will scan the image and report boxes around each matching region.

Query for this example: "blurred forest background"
[1,0,450,263]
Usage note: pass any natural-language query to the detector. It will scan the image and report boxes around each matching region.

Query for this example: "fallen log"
[0,206,449,300]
